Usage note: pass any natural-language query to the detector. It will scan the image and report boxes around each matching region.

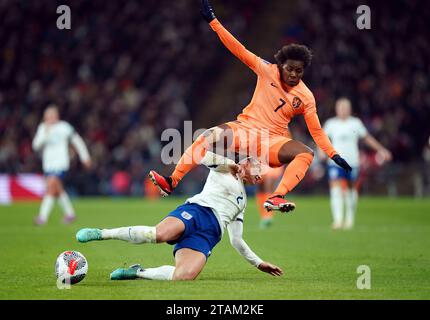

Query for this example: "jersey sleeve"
[304,111,337,158]
[63,122,75,138]
[71,134,90,162]
[227,218,263,267]
[355,119,368,138]
[303,95,317,117]
[200,151,237,172]
[209,19,261,75]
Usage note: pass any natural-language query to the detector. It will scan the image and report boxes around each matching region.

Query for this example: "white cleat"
[343,221,354,230]
[331,222,343,230]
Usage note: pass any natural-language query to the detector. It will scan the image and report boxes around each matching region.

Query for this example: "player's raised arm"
[304,110,352,173]
[227,219,283,276]
[201,0,259,72]
[32,124,47,151]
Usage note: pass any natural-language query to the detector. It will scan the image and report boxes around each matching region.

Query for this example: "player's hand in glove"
[331,154,352,173]
[257,262,284,276]
[200,0,216,23]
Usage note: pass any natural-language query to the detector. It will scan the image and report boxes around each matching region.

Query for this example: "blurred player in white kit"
[32,105,91,225]
[321,98,392,230]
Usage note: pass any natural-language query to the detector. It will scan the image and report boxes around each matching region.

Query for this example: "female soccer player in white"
[321,98,392,230]
[32,105,91,225]
[76,152,283,281]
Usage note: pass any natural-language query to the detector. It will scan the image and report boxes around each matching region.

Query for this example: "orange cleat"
[263,195,296,213]
[148,170,174,197]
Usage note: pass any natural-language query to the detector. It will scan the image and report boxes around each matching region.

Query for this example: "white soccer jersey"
[32,121,90,173]
[185,152,263,267]
[186,169,246,233]
[324,117,368,167]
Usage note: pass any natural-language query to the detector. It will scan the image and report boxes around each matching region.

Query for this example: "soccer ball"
[55,250,88,285]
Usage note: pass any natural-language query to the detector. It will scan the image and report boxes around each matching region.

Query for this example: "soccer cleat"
[33,216,47,226]
[148,170,174,197]
[76,228,102,243]
[110,264,143,280]
[331,222,343,230]
[62,215,76,225]
[264,195,296,213]
[343,221,354,230]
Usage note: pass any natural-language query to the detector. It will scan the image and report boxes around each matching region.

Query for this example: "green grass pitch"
[0,196,429,300]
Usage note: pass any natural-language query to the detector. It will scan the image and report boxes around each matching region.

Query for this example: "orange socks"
[271,152,314,197]
[256,192,273,219]
[171,134,210,187]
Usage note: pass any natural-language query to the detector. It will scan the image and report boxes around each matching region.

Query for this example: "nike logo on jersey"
[270,82,278,88]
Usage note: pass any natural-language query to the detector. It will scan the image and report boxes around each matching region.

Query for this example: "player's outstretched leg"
[149,126,227,196]
[76,226,157,244]
[110,264,176,281]
[264,140,314,212]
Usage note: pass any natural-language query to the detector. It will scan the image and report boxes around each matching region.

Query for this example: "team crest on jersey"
[181,211,193,220]
[292,96,302,109]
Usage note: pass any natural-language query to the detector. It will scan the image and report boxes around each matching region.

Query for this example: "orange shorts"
[223,120,292,169]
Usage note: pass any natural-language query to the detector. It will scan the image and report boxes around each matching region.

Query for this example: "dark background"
[0,0,429,197]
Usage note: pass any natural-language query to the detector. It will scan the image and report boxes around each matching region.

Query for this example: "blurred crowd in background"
[0,0,429,196]
[284,0,429,163]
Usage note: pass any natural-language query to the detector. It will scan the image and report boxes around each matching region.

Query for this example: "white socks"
[58,192,75,217]
[345,189,358,227]
[101,226,157,244]
[330,186,358,228]
[39,195,55,222]
[330,186,343,226]
[38,191,75,222]
[137,266,175,280]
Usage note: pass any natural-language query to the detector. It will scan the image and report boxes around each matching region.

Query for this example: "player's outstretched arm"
[201,0,259,71]
[227,220,283,276]
[257,262,284,277]
[363,134,392,163]
[304,112,352,172]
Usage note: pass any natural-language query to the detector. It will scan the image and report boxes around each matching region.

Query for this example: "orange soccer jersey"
[210,19,337,158]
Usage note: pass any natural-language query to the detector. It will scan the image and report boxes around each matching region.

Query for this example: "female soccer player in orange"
[150,0,351,212]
